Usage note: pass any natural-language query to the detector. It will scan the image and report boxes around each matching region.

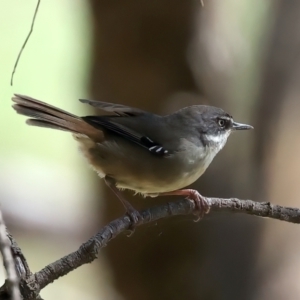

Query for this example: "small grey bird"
[12,94,253,224]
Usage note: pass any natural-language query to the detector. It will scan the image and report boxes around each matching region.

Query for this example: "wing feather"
[79,99,146,116]
[83,116,169,156]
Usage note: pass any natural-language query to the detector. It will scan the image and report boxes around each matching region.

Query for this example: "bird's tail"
[12,94,101,139]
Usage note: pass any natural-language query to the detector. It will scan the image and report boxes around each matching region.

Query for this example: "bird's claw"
[125,208,143,236]
[186,190,210,221]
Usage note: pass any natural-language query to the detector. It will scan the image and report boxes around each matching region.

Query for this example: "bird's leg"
[104,177,143,231]
[158,189,210,220]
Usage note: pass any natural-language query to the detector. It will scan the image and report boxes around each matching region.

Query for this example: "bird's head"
[187,105,253,151]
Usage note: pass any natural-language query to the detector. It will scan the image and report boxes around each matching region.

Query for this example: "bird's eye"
[218,119,226,128]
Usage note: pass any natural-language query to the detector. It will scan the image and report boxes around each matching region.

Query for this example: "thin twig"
[0,209,21,300]
[10,0,41,86]
[33,197,300,290]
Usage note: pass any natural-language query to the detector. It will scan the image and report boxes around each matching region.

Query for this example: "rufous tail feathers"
[12,94,102,140]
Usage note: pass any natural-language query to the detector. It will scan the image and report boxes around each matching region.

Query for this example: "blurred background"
[1,0,300,299]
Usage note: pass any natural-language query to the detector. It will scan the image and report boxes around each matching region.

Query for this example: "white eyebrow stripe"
[220,116,231,121]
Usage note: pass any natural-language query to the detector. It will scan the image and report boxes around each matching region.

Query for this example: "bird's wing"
[82,116,169,156]
[79,99,147,116]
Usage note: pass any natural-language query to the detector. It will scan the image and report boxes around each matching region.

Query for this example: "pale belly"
[74,134,218,195]
[118,165,207,196]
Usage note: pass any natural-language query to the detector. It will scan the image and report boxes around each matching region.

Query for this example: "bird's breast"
[172,143,217,188]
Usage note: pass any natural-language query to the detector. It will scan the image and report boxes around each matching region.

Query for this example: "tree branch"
[1,196,299,298]
[33,196,300,291]
[0,214,43,300]
[0,209,21,300]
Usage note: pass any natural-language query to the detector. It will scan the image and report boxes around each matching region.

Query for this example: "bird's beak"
[232,121,254,130]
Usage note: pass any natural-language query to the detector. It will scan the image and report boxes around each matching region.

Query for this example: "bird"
[12,94,253,226]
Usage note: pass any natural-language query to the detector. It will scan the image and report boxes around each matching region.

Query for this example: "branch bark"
[0,209,21,300]
[2,196,300,299]
[0,213,42,300]
[34,196,300,291]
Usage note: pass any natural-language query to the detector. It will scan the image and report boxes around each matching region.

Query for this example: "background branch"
[0,209,21,300]
[0,214,43,300]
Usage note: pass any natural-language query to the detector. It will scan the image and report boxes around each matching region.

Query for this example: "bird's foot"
[159,189,210,222]
[184,189,210,221]
[125,206,143,236]
[104,176,143,236]
[159,189,210,221]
